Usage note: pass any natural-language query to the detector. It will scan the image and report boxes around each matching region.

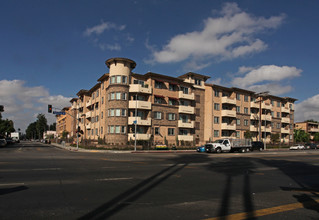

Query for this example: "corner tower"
[104,58,136,145]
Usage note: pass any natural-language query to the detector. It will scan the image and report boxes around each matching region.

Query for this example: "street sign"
[53,111,66,115]
[133,120,137,124]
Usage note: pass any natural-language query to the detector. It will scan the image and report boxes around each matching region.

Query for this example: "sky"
[0,0,319,133]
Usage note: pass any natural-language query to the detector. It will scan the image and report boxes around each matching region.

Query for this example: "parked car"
[289,144,305,150]
[5,137,14,145]
[196,145,206,152]
[305,143,317,149]
[0,139,7,147]
[251,141,264,151]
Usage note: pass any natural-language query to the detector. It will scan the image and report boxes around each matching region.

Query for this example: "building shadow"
[205,157,257,219]
[0,185,28,196]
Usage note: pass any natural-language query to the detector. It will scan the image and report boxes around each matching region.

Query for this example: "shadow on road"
[0,185,28,196]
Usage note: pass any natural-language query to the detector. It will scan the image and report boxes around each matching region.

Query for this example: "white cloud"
[98,43,121,51]
[0,80,71,133]
[150,2,285,66]
[231,65,302,88]
[295,94,319,122]
[84,21,125,36]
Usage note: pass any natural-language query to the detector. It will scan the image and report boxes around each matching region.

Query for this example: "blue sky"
[1,0,319,132]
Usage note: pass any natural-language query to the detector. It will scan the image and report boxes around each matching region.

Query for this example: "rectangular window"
[121,126,126,134]
[236,131,240,138]
[96,90,99,97]
[109,109,114,117]
[236,119,241,125]
[195,78,201,85]
[109,125,114,133]
[95,128,98,135]
[236,93,241,100]
[214,103,220,110]
[214,130,219,137]
[244,107,249,114]
[214,90,219,97]
[121,109,126,116]
[236,106,240,113]
[214,116,219,124]
[169,84,177,91]
[277,112,280,118]
[155,81,163,89]
[115,126,120,134]
[122,93,127,100]
[110,92,115,100]
[155,97,163,104]
[155,127,160,135]
[168,113,176,121]
[154,112,162,120]
[277,101,281,107]
[244,119,248,126]
[115,109,121,117]
[122,76,127,84]
[244,95,249,102]
[181,86,189,94]
[101,127,103,134]
[116,76,121,84]
[102,97,104,104]
[168,128,175,136]
[111,76,115,84]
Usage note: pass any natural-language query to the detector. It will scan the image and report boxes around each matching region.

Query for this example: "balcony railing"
[221,123,236,130]
[178,135,194,141]
[221,110,236,117]
[281,128,290,134]
[178,120,194,128]
[281,107,290,113]
[128,133,151,140]
[262,103,272,110]
[86,112,92,118]
[129,84,152,94]
[129,100,152,110]
[221,97,236,105]
[178,91,195,100]
[178,105,195,114]
[251,102,259,108]
[128,117,151,126]
[86,100,92,107]
[261,115,272,121]
[309,127,319,133]
[281,117,290,124]
[86,123,91,129]
[250,125,258,132]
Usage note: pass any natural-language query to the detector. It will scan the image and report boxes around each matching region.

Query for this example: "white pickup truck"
[205,138,252,153]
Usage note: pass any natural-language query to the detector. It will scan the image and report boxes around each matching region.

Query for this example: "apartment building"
[59,57,296,146]
[295,121,319,140]
[56,107,76,138]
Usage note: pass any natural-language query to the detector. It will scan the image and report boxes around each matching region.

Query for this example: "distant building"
[43,130,57,139]
[57,57,296,146]
[294,121,319,140]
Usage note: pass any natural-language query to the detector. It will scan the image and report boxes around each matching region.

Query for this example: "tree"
[36,114,48,140]
[313,133,319,142]
[26,122,37,139]
[62,130,69,139]
[244,130,253,139]
[270,133,280,144]
[49,123,56,131]
[0,118,15,136]
[294,129,310,143]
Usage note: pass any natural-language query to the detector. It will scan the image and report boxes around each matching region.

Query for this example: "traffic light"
[48,105,52,113]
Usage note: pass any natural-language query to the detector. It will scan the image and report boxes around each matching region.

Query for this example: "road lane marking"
[204,199,319,220]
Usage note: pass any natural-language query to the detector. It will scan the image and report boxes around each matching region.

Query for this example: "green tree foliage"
[244,130,253,139]
[49,123,56,131]
[313,133,319,142]
[0,118,15,136]
[270,133,280,144]
[294,129,310,143]
[26,114,48,140]
[26,122,37,139]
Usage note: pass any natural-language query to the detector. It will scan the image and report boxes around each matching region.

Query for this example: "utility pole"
[255,91,269,149]
[134,93,138,151]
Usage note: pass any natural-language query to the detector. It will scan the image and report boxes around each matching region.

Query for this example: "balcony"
[178,120,194,128]
[86,112,92,118]
[262,103,272,110]
[129,84,152,94]
[281,107,290,113]
[281,117,290,124]
[178,91,195,100]
[86,100,92,107]
[309,127,319,133]
[221,97,236,105]
[129,100,152,110]
[261,126,272,133]
[178,105,195,114]
[128,133,151,140]
[128,117,151,126]
[221,110,236,118]
[281,128,290,134]
[221,123,236,130]
[251,102,259,108]
[86,123,91,130]
[261,115,272,121]
[250,125,258,132]
[178,135,194,142]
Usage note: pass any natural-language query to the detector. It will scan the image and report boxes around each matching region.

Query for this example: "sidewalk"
[51,142,195,153]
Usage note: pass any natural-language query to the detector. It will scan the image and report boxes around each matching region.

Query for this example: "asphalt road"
[1,141,319,219]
